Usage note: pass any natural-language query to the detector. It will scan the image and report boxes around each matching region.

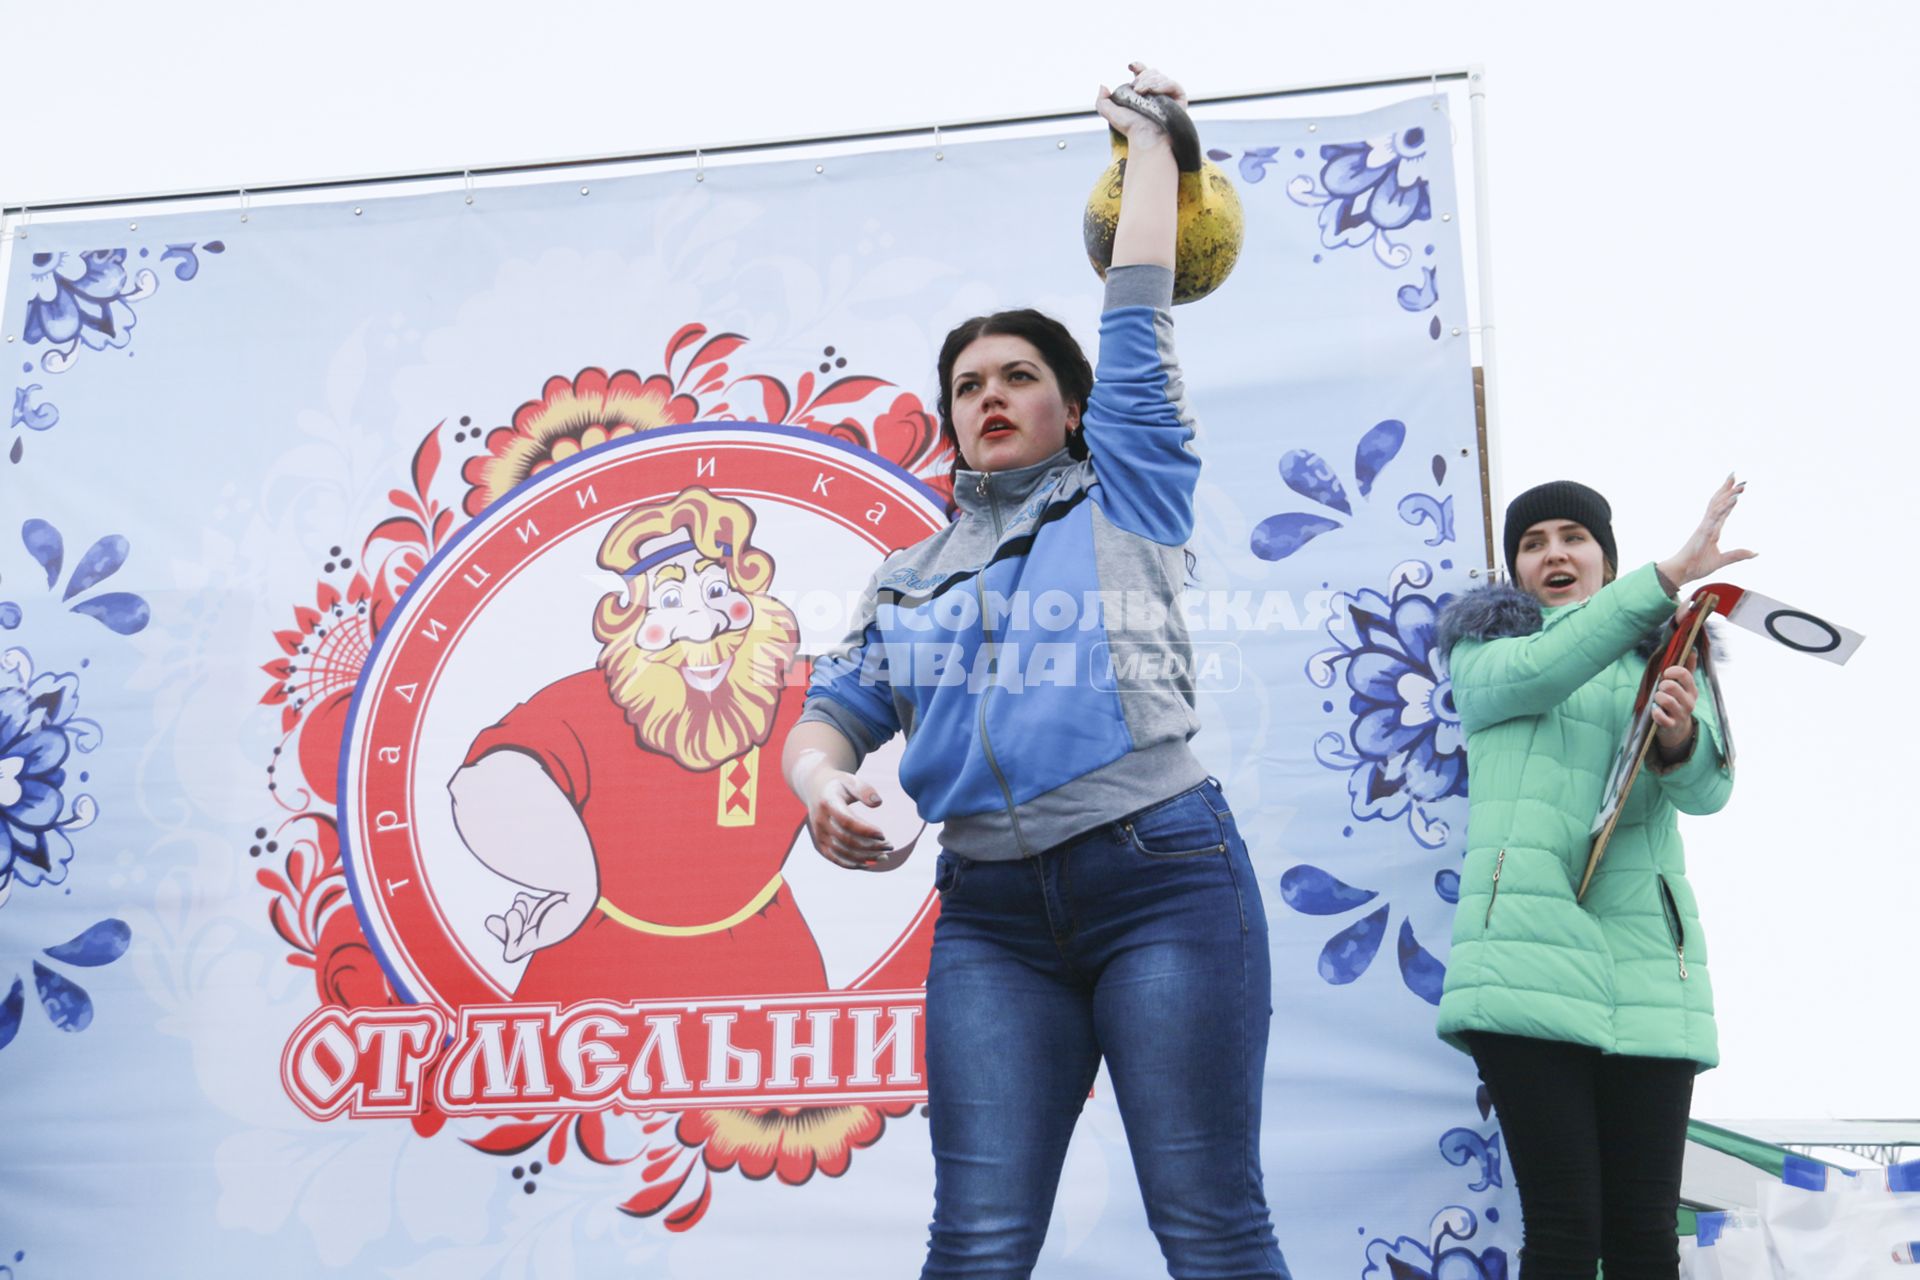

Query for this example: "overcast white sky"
[4,0,1915,1125]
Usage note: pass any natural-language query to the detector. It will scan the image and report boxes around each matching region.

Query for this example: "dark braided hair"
[932,307,1196,580]
[935,309,1093,493]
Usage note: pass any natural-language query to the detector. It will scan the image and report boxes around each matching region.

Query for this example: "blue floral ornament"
[1440,1126,1504,1193]
[0,919,132,1051]
[1281,562,1467,1000]
[1398,266,1440,313]
[1307,561,1465,847]
[1355,1094,1512,1276]
[1279,864,1450,1002]
[10,385,58,434]
[13,520,151,635]
[1398,493,1456,548]
[1363,1207,1508,1280]
[1251,423,1458,565]
[1287,127,1434,269]
[1237,145,1284,183]
[23,251,155,373]
[0,648,101,903]
[11,241,223,463]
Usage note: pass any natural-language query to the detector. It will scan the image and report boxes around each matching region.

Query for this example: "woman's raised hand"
[1658,475,1756,591]
[1094,63,1189,145]
[1096,63,1183,272]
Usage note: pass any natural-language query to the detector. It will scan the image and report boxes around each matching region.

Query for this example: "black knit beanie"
[1503,480,1617,579]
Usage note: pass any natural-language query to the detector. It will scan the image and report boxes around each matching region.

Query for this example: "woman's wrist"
[785,747,840,808]
[1654,719,1699,765]
[1655,559,1684,597]
[1119,130,1172,156]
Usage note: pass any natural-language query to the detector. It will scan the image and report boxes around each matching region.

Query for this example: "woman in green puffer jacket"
[1434,476,1751,1279]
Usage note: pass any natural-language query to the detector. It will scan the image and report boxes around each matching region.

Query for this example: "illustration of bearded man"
[448,486,826,1005]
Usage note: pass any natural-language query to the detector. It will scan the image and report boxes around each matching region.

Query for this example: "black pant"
[1464,1032,1695,1279]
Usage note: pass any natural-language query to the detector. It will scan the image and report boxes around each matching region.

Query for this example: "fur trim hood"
[1436,582,1543,656]
[1437,581,1703,663]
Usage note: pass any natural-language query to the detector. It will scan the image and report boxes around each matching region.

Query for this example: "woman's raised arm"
[1095,63,1183,271]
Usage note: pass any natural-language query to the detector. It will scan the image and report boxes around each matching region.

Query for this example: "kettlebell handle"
[1107,84,1202,175]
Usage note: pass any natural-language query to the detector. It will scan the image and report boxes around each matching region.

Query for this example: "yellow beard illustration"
[597,598,799,771]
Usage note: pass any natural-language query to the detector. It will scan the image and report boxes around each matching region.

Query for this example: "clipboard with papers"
[1577,582,1863,901]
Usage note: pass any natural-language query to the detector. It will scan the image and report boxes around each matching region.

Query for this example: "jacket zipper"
[1483,847,1506,928]
[972,474,1029,856]
[1658,875,1689,980]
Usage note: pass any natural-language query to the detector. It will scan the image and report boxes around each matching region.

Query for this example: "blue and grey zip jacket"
[797,264,1207,860]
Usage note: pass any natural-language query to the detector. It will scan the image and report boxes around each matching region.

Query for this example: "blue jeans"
[921,779,1291,1280]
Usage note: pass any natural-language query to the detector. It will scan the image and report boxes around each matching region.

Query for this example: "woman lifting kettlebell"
[784,63,1292,1280]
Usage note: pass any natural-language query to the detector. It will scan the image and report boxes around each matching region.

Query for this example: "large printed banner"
[0,100,1507,1277]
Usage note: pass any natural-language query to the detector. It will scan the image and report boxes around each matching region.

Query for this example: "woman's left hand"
[1095,63,1189,145]
[1650,662,1699,757]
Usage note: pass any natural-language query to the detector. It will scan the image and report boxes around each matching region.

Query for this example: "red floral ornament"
[621,1140,715,1232]
[255,813,396,1008]
[259,575,374,732]
[869,393,956,499]
[468,1110,632,1167]
[461,368,698,515]
[460,326,955,518]
[257,575,376,808]
[368,427,458,600]
[260,430,452,806]
[461,326,745,516]
[724,376,953,503]
[676,1102,916,1185]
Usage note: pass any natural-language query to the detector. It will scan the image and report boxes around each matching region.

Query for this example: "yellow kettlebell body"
[1083,132,1245,305]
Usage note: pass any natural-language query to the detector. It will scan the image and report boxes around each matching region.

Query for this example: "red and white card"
[1693,582,1865,665]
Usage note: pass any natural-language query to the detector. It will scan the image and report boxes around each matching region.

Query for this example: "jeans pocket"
[1123,788,1228,859]
[934,851,965,897]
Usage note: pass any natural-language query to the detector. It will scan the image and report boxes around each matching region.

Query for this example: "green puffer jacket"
[1434,562,1733,1069]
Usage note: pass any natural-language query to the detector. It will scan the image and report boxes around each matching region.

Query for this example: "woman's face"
[949,333,1080,473]
[1515,519,1607,606]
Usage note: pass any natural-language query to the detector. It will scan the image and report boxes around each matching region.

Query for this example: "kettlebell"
[1083,85,1245,305]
